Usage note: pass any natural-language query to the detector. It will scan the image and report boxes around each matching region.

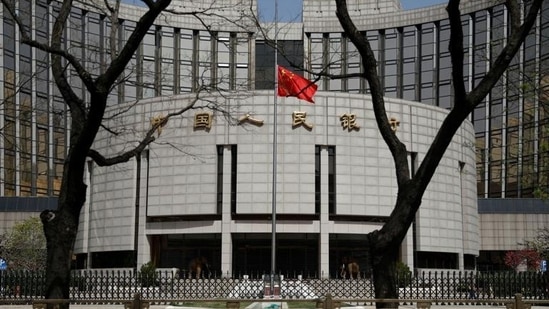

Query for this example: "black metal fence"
[1,269,548,303]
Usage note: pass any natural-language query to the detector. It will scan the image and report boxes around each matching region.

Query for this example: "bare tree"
[520,70,549,199]
[1,0,250,306]
[334,0,544,306]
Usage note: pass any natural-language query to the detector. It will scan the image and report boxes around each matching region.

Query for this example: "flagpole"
[270,0,278,297]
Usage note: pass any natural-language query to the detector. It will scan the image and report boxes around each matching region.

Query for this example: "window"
[197,30,213,87]
[217,33,231,91]
[179,29,194,93]
[345,36,362,93]
[217,146,224,214]
[3,64,16,196]
[402,26,417,101]
[473,11,487,88]
[37,127,49,196]
[308,33,324,91]
[505,126,519,198]
[328,146,336,214]
[315,146,321,214]
[122,21,137,102]
[255,40,275,90]
[489,157,503,198]
[383,29,398,98]
[476,133,487,197]
[255,40,304,90]
[235,33,250,91]
[437,20,453,109]
[160,27,175,96]
[328,34,343,91]
[141,28,157,98]
[419,23,435,105]
[416,251,458,269]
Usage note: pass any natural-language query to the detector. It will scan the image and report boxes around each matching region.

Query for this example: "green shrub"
[396,261,412,288]
[139,262,158,287]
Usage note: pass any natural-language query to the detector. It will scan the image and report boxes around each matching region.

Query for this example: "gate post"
[132,293,142,309]
[513,293,531,309]
[323,293,333,309]
[125,293,150,309]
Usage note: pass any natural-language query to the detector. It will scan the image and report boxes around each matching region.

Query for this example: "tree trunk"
[40,211,75,308]
[368,186,419,309]
[40,180,86,309]
[370,240,399,309]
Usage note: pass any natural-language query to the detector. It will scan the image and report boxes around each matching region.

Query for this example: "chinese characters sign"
[194,112,213,130]
[340,113,360,131]
[190,111,391,133]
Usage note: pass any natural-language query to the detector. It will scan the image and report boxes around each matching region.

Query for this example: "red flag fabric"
[277,65,318,104]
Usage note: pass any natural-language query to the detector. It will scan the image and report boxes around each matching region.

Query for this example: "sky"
[258,0,448,22]
[124,1,449,22]
[401,0,447,9]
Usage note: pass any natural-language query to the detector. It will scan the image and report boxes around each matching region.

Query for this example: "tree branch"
[50,0,89,129]
[88,88,202,166]
[100,0,172,90]
[0,0,90,116]
[447,0,467,105]
[414,0,544,195]
[467,0,544,108]
[335,0,410,186]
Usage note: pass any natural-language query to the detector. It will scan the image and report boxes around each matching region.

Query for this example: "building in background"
[0,0,547,273]
[87,91,477,276]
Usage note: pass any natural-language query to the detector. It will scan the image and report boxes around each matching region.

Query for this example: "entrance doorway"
[232,233,319,278]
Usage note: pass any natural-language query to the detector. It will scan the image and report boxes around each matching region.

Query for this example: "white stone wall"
[75,91,478,267]
[480,213,549,251]
[0,212,39,235]
[85,162,136,253]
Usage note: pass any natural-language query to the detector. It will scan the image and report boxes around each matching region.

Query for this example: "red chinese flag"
[277,65,318,104]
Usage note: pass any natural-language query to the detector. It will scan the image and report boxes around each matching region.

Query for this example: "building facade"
[0,0,547,274]
[84,91,477,276]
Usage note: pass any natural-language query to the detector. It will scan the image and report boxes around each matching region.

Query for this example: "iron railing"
[1,270,548,303]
